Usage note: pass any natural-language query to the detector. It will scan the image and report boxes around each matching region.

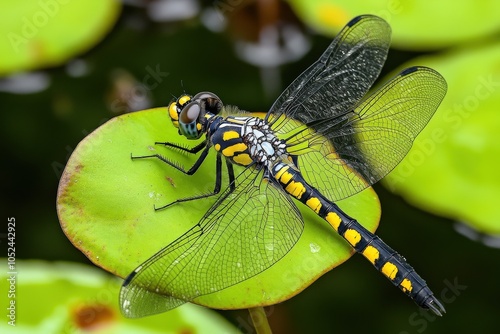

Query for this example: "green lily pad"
[288,0,500,50]
[0,259,240,333]
[57,107,380,310]
[0,0,120,76]
[384,42,500,234]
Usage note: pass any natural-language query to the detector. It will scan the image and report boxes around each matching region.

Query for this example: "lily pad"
[288,0,500,50]
[0,259,240,333]
[0,0,120,76]
[384,42,500,234]
[57,107,380,310]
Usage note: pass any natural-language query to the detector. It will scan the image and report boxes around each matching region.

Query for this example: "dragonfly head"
[168,92,223,139]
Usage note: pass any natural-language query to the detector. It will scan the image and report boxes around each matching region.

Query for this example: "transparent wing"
[120,166,304,318]
[287,66,447,201]
[267,15,391,132]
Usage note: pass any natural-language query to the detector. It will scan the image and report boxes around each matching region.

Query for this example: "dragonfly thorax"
[242,117,287,167]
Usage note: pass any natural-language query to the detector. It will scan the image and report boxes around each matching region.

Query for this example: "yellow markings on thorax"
[214,143,221,151]
[325,212,341,231]
[222,130,240,141]
[306,197,322,213]
[362,245,380,265]
[381,262,398,280]
[226,117,246,125]
[344,229,361,247]
[233,153,253,166]
[400,278,413,293]
[222,143,247,157]
[285,181,306,199]
[197,123,202,131]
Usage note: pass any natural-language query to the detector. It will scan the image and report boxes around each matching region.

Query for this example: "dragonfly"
[120,15,447,318]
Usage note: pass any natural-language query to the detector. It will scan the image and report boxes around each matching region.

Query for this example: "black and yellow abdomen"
[270,162,438,309]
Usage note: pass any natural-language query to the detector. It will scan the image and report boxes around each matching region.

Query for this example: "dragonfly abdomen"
[270,161,443,313]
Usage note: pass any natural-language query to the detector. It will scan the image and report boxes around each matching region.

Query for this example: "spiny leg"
[155,140,207,154]
[130,142,211,176]
[131,143,236,210]
[154,154,229,211]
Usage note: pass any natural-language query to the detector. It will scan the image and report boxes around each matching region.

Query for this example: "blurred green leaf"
[384,42,500,234]
[0,0,120,76]
[288,0,500,49]
[57,107,380,309]
[0,259,240,333]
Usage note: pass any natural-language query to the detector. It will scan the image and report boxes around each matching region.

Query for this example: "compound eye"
[192,92,220,101]
[192,91,222,115]
[180,102,201,124]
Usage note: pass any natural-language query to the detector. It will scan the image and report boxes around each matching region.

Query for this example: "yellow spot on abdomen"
[306,197,322,213]
[279,171,293,184]
[222,143,247,157]
[362,245,380,265]
[222,130,240,141]
[325,212,341,231]
[233,153,253,166]
[285,181,306,199]
[344,229,361,247]
[274,166,289,180]
[381,262,398,280]
[400,278,413,293]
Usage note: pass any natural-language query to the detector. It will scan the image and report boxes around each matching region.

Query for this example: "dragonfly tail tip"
[423,296,446,316]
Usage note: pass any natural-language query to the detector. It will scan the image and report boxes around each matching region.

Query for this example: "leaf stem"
[248,307,272,334]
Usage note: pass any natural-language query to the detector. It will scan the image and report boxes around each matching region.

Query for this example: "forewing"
[267,15,391,132]
[294,66,447,201]
[120,166,304,318]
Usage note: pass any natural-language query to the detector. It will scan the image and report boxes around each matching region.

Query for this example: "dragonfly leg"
[155,140,207,154]
[131,141,225,210]
[131,142,211,175]
[154,154,234,211]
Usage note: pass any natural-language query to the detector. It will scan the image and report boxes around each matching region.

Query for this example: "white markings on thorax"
[242,117,286,166]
